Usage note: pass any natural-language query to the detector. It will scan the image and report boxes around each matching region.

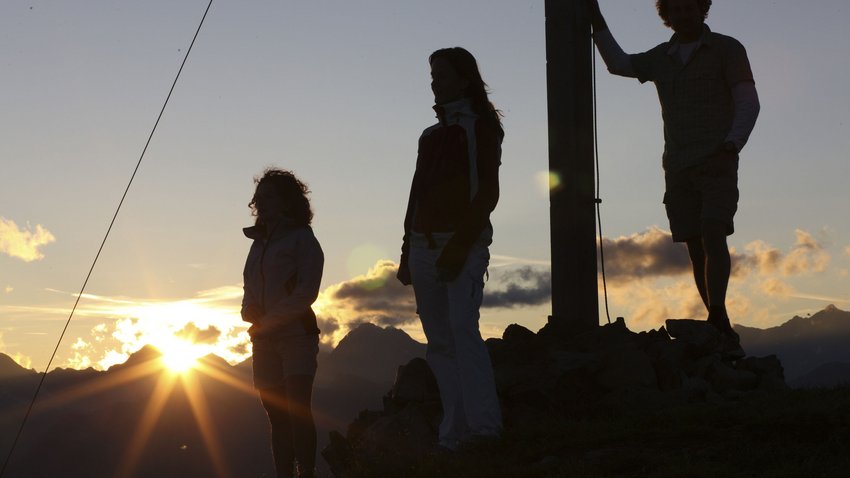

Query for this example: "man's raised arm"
[587,0,636,78]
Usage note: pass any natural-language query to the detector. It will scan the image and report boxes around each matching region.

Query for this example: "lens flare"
[536,170,563,196]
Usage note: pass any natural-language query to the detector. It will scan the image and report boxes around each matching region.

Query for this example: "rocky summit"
[322,318,786,477]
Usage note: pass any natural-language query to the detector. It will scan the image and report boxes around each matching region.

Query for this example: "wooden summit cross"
[545,0,598,333]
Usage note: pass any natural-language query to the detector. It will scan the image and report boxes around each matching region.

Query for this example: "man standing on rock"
[586,0,760,356]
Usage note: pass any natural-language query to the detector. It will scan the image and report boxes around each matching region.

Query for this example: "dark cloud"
[174,322,221,344]
[230,342,249,356]
[316,314,340,336]
[326,260,417,328]
[599,227,691,282]
[321,228,829,329]
[483,266,551,308]
[596,227,828,281]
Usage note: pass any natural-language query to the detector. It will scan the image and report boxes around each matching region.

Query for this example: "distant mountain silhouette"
[790,361,850,389]
[0,324,425,477]
[737,304,850,385]
[0,354,35,380]
[106,343,162,371]
[6,308,847,476]
[321,323,426,387]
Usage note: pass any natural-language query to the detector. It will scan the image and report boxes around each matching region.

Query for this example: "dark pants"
[259,375,316,478]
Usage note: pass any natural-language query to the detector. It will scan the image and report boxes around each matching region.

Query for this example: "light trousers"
[409,234,502,448]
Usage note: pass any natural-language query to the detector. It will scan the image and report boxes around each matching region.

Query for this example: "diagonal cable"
[0,1,214,475]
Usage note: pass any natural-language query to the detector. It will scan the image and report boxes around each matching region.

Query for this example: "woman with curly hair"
[397,47,504,451]
[242,167,323,478]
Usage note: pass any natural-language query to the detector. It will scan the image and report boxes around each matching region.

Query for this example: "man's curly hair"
[656,0,712,28]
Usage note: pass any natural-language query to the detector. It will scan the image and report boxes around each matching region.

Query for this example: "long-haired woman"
[397,47,504,450]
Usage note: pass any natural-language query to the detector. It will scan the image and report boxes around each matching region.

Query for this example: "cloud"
[606,280,704,330]
[318,260,417,338]
[845,246,850,257]
[66,338,94,369]
[738,230,830,276]
[606,278,751,330]
[599,228,831,283]
[781,230,830,275]
[3,286,11,294]
[56,289,251,370]
[0,332,34,369]
[599,227,692,282]
[483,266,551,308]
[316,260,555,346]
[0,217,56,262]
[489,254,551,268]
[758,278,795,298]
[174,322,222,345]
[318,260,558,346]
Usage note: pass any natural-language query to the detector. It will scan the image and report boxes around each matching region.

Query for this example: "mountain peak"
[738,304,850,383]
[0,353,35,379]
[106,344,163,372]
[326,324,425,386]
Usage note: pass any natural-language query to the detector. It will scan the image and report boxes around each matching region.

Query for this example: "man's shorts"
[663,156,739,243]
[251,333,319,389]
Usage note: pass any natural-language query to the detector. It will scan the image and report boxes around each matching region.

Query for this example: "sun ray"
[193,361,257,397]
[0,358,162,425]
[182,371,229,478]
[115,372,177,478]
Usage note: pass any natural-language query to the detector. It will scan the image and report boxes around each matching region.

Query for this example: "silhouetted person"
[587,0,760,357]
[242,168,323,478]
[397,47,503,450]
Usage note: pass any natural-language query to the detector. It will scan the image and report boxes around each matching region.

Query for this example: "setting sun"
[158,340,205,373]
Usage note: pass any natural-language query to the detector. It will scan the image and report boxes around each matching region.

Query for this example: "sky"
[1,0,849,372]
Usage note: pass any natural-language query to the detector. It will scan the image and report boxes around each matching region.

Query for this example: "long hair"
[429,47,503,131]
[656,0,712,28]
[249,167,313,226]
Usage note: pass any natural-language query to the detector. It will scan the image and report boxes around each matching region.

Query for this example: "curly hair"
[656,0,712,28]
[429,47,503,133]
[249,167,313,226]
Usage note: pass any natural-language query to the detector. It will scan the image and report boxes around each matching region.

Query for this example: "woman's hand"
[242,304,264,323]
[436,241,468,282]
[397,252,412,286]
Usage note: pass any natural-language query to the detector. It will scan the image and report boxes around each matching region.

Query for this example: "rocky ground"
[322,318,850,477]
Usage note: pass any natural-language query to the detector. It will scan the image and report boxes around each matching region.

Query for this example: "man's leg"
[702,218,745,358]
[703,221,731,312]
[685,237,709,310]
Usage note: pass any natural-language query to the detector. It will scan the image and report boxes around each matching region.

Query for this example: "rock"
[324,317,791,477]
[547,349,599,375]
[601,385,684,413]
[735,355,787,391]
[390,357,439,405]
[503,323,536,342]
[706,360,759,392]
[358,403,436,463]
[665,319,723,357]
[595,345,658,392]
[321,430,352,477]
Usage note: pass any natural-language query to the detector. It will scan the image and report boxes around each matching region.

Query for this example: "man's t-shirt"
[630,25,754,172]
